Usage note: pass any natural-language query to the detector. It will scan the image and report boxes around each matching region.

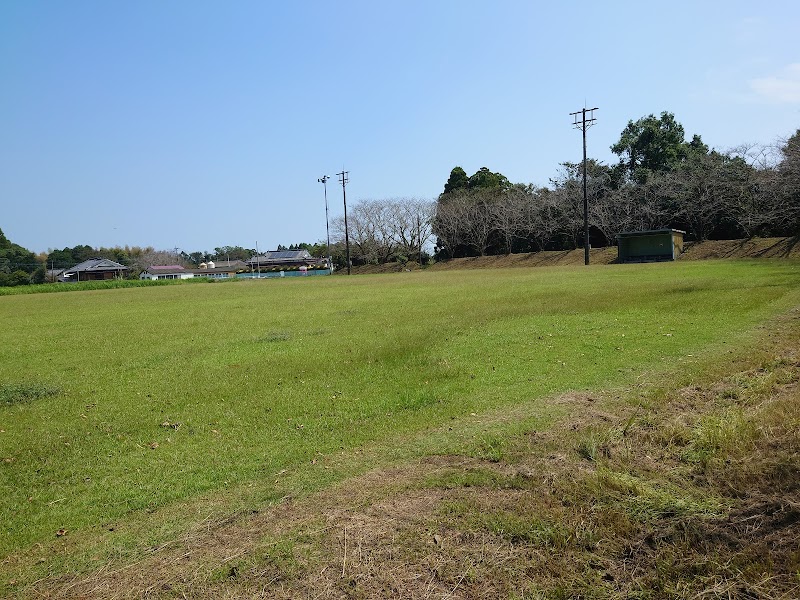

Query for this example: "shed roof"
[617,229,685,238]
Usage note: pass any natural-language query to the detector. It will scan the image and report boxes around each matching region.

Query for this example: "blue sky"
[2,1,798,254]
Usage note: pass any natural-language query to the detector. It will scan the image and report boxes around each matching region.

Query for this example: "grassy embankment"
[1,259,799,597]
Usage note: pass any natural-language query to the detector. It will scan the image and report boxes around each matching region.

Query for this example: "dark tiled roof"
[246,250,313,265]
[149,265,186,271]
[65,258,129,273]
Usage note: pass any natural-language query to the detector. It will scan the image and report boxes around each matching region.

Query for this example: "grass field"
[1,260,799,597]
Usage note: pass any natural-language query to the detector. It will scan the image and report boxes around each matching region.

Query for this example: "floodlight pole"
[337,170,351,275]
[570,107,598,266]
[318,175,332,271]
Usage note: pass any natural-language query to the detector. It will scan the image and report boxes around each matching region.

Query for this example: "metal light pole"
[318,175,332,271]
[569,106,598,265]
[337,170,351,275]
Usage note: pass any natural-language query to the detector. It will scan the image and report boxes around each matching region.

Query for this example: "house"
[140,265,194,281]
[245,250,329,272]
[61,258,129,282]
[617,229,685,263]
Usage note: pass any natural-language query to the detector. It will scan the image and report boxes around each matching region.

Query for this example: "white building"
[139,265,195,280]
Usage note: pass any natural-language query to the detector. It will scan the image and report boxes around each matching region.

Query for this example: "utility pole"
[569,106,598,265]
[337,170,351,275]
[318,175,332,271]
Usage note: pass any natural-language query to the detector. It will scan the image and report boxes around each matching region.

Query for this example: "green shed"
[617,229,685,263]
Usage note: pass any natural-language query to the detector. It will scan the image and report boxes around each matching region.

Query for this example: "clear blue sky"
[2,0,798,254]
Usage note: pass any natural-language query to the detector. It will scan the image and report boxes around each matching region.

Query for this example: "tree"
[212,246,255,261]
[386,199,435,262]
[331,198,436,265]
[45,245,95,269]
[332,200,394,265]
[774,130,800,234]
[549,160,614,246]
[489,185,529,254]
[434,167,513,257]
[611,112,702,183]
[0,228,40,275]
[467,167,511,191]
[181,251,211,266]
[286,242,328,257]
[434,188,498,256]
[442,167,469,195]
[31,265,46,284]
[432,192,472,258]
[522,188,564,251]
[0,270,31,287]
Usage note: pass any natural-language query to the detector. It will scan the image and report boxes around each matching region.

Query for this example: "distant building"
[205,259,247,271]
[617,229,685,263]
[61,258,129,282]
[140,265,194,280]
[245,250,328,272]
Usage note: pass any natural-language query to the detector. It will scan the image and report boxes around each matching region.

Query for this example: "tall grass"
[0,260,798,563]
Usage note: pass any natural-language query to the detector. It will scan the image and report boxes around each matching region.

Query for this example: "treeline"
[0,228,40,286]
[433,113,799,258]
[323,113,798,264]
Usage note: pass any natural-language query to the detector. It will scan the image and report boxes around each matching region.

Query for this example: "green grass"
[0,382,62,406]
[1,259,799,577]
[0,277,226,296]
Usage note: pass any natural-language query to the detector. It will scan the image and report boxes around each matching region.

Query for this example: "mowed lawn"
[1,260,799,568]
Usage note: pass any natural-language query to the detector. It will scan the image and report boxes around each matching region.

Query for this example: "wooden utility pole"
[336,170,351,275]
[569,107,598,265]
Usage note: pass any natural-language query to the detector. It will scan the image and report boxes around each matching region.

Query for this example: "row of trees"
[323,114,797,264]
[432,114,799,257]
[329,198,435,266]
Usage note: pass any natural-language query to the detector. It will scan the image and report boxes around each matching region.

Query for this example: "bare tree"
[388,198,435,262]
[523,188,564,251]
[772,131,800,234]
[433,189,498,257]
[433,191,473,258]
[490,185,528,254]
[332,198,436,264]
